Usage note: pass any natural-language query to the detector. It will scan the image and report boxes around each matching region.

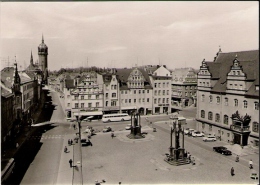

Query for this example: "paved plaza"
[68,122,259,184]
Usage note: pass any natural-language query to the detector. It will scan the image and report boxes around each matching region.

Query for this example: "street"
[18,90,258,184]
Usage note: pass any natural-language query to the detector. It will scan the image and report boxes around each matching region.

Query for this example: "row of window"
[201,95,259,110]
[154,82,170,88]
[121,90,150,94]
[228,83,244,90]
[122,98,150,104]
[111,85,117,90]
[174,91,196,97]
[106,93,117,98]
[72,102,100,108]
[154,90,169,96]
[154,98,169,104]
[74,95,101,100]
[201,110,229,124]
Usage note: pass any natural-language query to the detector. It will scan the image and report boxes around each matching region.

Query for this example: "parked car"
[203,135,217,142]
[192,131,205,137]
[213,146,232,155]
[184,129,195,135]
[125,124,132,130]
[103,126,112,132]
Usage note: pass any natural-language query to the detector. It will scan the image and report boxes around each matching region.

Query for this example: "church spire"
[30,50,33,65]
[42,34,44,43]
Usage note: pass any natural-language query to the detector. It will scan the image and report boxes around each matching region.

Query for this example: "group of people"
[231,159,254,176]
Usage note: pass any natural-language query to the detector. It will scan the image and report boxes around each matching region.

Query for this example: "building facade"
[117,67,153,115]
[196,49,259,147]
[64,72,104,119]
[171,68,198,108]
[149,65,172,114]
[1,63,22,148]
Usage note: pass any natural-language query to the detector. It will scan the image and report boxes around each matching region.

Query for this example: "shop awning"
[74,111,103,116]
[121,106,137,110]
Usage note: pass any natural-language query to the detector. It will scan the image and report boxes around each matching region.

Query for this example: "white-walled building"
[196,49,259,147]
[149,65,172,114]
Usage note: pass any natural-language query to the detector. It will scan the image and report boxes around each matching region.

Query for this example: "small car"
[103,126,112,132]
[213,146,232,155]
[184,129,195,135]
[203,135,217,142]
[125,124,132,130]
[192,131,204,137]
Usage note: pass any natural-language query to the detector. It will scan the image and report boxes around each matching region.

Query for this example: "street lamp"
[76,92,83,185]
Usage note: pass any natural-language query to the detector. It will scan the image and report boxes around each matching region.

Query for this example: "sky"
[0,1,259,71]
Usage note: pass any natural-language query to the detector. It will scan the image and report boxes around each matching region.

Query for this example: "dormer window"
[233,71,236,75]
[237,71,240,76]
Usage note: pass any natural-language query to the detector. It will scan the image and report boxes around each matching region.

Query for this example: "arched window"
[243,100,248,108]
[254,102,259,110]
[201,110,205,118]
[209,95,213,103]
[208,112,213,120]
[225,97,228,106]
[216,96,220,104]
[224,115,229,125]
[234,99,238,107]
[215,113,220,122]
[201,94,205,102]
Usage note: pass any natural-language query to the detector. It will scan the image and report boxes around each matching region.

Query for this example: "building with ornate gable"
[116,67,153,115]
[196,49,259,147]
[171,68,197,108]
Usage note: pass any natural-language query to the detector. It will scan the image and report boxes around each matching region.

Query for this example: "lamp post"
[76,92,83,185]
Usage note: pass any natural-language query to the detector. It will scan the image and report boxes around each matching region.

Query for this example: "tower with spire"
[38,34,48,84]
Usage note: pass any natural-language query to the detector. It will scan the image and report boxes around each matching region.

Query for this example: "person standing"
[69,159,73,168]
[231,167,234,176]
[249,159,253,169]
[111,133,114,139]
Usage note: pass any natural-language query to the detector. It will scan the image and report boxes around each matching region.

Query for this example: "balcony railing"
[230,124,250,132]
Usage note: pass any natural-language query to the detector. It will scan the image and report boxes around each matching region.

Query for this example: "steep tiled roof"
[207,50,259,96]
[116,68,153,89]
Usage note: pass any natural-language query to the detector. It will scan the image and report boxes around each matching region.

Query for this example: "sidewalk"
[55,133,83,185]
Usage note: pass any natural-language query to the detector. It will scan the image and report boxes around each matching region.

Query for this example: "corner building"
[196,49,259,147]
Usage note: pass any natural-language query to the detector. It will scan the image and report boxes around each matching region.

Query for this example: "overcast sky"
[0,1,258,71]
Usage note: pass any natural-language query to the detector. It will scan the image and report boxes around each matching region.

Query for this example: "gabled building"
[64,71,104,119]
[196,49,259,147]
[102,70,120,114]
[116,67,153,115]
[171,67,197,108]
[149,65,172,114]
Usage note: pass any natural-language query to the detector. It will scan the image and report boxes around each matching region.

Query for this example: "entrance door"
[233,133,241,145]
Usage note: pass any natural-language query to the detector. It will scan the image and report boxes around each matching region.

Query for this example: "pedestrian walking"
[64,146,68,153]
[111,133,114,139]
[70,139,73,145]
[231,167,234,176]
[235,155,239,162]
[68,139,71,146]
[69,159,73,168]
[249,159,253,169]
[73,124,76,130]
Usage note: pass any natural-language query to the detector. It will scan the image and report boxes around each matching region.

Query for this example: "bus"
[102,113,131,123]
